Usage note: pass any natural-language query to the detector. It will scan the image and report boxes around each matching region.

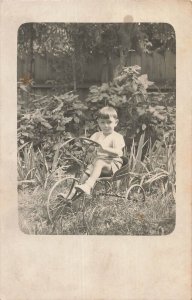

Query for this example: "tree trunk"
[71,53,77,91]
[119,46,126,67]
[101,55,113,83]
[118,23,137,68]
[29,23,34,79]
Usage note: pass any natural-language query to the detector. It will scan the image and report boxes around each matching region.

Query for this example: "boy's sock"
[75,178,95,195]
[85,177,95,188]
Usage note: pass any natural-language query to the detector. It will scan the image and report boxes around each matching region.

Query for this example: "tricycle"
[47,137,145,223]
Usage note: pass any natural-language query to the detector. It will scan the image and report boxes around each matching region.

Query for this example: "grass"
[18,137,176,235]
[18,134,176,235]
[18,185,175,235]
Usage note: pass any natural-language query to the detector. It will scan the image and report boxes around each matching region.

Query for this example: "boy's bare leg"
[86,159,111,187]
[67,173,89,199]
[75,160,111,195]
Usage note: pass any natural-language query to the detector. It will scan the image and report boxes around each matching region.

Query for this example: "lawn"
[18,184,175,235]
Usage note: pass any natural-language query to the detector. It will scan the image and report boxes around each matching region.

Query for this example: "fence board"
[17,51,176,84]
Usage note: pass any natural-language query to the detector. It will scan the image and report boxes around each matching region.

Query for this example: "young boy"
[75,106,125,195]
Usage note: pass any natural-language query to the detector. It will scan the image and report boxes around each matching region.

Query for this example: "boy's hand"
[87,145,96,152]
[99,144,107,152]
[99,145,119,156]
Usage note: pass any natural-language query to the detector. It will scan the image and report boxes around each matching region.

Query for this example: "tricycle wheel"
[92,180,111,199]
[47,177,79,223]
[125,184,145,203]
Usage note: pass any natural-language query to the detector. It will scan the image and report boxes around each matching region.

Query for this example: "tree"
[138,23,176,54]
[18,23,175,87]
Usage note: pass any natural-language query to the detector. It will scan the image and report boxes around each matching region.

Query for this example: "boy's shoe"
[75,183,92,195]
[57,193,67,200]
[56,193,72,207]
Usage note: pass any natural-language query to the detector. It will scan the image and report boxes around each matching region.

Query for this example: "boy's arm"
[86,132,99,152]
[100,146,123,156]
[90,132,100,142]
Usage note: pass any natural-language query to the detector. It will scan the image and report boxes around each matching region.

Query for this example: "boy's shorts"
[85,158,123,176]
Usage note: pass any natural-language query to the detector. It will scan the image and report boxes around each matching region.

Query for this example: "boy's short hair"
[97,106,118,120]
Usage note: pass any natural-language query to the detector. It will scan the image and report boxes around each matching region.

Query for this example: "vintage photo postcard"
[0,0,191,299]
[17,22,176,236]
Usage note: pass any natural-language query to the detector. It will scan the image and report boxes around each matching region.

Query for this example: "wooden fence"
[17,50,175,85]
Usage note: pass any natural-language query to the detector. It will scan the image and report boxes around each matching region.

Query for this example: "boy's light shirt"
[90,131,125,160]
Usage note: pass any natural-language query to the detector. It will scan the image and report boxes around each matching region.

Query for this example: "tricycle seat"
[111,163,129,182]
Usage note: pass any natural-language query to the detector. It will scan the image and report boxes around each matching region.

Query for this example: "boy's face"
[97,116,118,135]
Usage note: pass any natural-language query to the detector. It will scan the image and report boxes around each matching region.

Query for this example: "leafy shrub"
[85,65,153,123]
[18,65,152,160]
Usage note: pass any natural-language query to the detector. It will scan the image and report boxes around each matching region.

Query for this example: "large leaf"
[40,120,52,129]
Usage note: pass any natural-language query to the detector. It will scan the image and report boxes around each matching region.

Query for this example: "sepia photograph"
[1,1,192,299]
[17,23,176,235]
